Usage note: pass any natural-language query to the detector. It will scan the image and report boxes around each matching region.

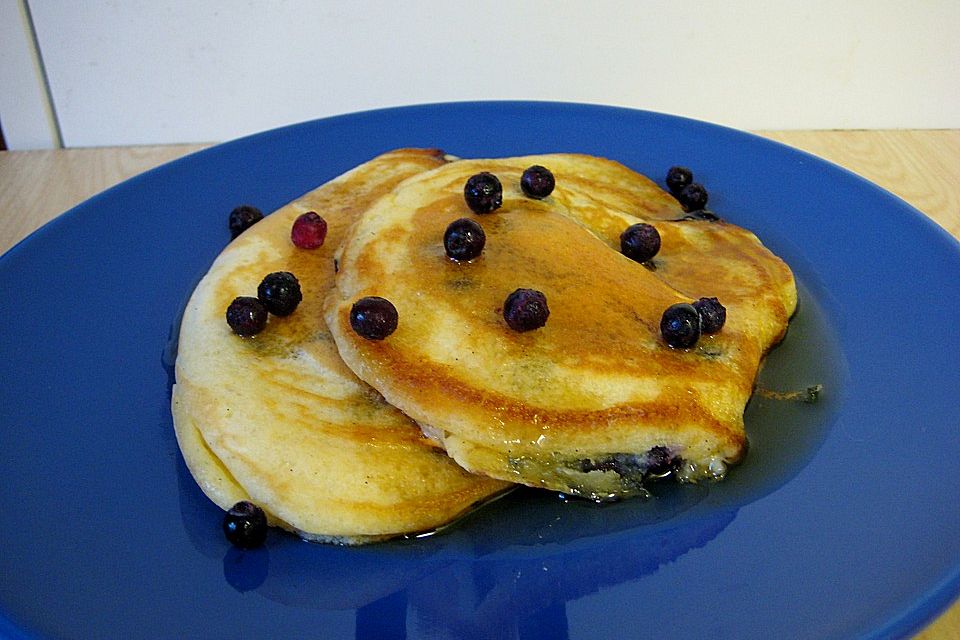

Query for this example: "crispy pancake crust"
[172,149,511,543]
[326,154,796,500]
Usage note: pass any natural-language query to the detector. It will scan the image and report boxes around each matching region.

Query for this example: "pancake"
[325,154,796,500]
[172,148,511,544]
[514,154,796,349]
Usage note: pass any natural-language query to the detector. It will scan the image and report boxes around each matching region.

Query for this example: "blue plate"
[1,102,958,640]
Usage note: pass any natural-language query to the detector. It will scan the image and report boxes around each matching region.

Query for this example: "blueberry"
[503,288,549,332]
[226,296,268,336]
[578,457,613,473]
[223,501,268,548]
[257,271,302,317]
[350,296,399,340]
[464,172,502,214]
[644,446,680,477]
[693,296,726,334]
[620,223,661,263]
[587,454,642,475]
[444,218,486,261]
[678,183,709,212]
[520,165,555,199]
[578,448,680,480]
[228,205,264,239]
[291,211,328,249]
[665,166,693,196]
[660,302,701,348]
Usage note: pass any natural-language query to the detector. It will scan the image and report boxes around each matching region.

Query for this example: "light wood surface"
[0,131,958,638]
[0,143,210,255]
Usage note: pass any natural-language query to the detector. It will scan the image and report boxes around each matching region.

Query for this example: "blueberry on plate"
[223,501,268,548]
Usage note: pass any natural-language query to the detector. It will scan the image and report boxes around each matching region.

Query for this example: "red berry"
[291,212,328,249]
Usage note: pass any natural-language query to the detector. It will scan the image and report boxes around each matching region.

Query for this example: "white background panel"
[0,0,58,148]
[4,0,960,148]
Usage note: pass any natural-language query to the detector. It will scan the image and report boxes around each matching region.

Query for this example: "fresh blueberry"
[350,296,399,340]
[228,205,263,239]
[693,296,726,334]
[226,296,268,336]
[503,288,549,332]
[257,271,302,317]
[222,501,268,548]
[620,223,661,263]
[660,302,701,348]
[665,166,693,196]
[678,183,709,212]
[444,218,486,261]
[291,211,328,249]
[464,172,502,214]
[520,165,555,199]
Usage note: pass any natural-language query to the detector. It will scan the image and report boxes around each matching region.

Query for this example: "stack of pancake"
[172,149,796,544]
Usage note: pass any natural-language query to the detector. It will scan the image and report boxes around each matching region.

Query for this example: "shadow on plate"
[212,488,737,639]
[178,454,732,609]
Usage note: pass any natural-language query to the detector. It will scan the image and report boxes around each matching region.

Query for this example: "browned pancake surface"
[173,149,510,543]
[327,154,796,499]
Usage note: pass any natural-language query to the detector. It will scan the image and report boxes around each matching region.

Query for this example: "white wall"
[3,0,959,149]
[0,0,59,149]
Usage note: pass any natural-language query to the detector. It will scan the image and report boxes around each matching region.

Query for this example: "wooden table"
[1,131,958,638]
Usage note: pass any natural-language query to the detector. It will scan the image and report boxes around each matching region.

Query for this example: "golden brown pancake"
[532,154,796,349]
[172,149,511,544]
[326,154,796,500]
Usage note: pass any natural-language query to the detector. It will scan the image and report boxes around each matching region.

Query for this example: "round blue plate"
[1,103,958,640]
